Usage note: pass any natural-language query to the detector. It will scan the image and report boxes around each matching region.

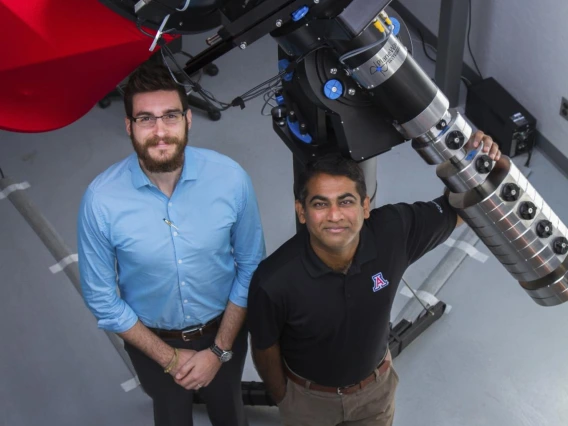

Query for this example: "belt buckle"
[337,383,357,396]
[181,326,203,342]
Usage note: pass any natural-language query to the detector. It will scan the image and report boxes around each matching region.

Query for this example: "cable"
[460,76,472,87]
[149,14,171,51]
[153,35,227,110]
[339,32,388,63]
[161,44,231,111]
[260,83,283,116]
[339,20,391,64]
[176,0,191,11]
[0,168,4,179]
[146,0,191,12]
[414,28,437,62]
[412,27,474,94]
[411,13,481,82]
[410,24,473,94]
[137,14,262,110]
[136,20,156,39]
[162,42,327,112]
[467,0,483,78]
[161,53,202,94]
[525,147,533,167]
[240,74,285,101]
[161,48,190,88]
[137,18,324,114]
[178,52,203,86]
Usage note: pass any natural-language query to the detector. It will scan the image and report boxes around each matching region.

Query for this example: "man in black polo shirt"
[248,131,500,425]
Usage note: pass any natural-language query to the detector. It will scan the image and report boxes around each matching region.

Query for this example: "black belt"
[149,314,222,342]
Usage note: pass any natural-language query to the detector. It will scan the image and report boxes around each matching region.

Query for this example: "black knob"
[288,110,297,123]
[518,202,537,220]
[501,183,521,202]
[536,220,553,238]
[299,123,308,135]
[436,119,448,130]
[271,106,287,127]
[475,155,493,174]
[446,131,465,150]
[553,237,568,255]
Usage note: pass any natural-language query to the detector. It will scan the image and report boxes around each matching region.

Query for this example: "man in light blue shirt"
[77,60,265,426]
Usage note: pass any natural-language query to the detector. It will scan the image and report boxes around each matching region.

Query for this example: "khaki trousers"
[278,359,398,426]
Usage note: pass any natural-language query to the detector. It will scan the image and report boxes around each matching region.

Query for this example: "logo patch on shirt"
[372,272,389,292]
[431,200,443,214]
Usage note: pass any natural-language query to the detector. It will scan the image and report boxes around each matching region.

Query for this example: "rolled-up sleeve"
[229,171,266,308]
[77,188,138,333]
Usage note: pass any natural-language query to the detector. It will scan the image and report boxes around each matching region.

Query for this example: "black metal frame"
[182,0,316,75]
[435,0,469,107]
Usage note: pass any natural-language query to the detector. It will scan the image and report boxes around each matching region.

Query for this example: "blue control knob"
[278,59,294,82]
[323,79,343,100]
[291,6,309,22]
[390,17,401,36]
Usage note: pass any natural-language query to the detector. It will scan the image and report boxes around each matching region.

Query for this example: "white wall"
[399,0,568,158]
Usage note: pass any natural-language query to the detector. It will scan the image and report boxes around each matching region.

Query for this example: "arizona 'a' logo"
[372,272,389,292]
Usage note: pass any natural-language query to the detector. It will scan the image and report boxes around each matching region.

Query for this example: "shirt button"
[168,202,173,207]
[178,259,182,264]
[181,281,186,286]
[186,315,191,319]
[184,299,188,304]
[173,231,178,237]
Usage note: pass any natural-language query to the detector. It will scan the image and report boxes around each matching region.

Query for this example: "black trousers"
[124,326,249,426]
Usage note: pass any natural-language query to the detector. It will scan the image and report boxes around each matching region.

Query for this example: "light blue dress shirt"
[77,147,265,333]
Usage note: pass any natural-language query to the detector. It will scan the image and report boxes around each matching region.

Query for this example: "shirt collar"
[301,220,378,278]
[129,147,198,189]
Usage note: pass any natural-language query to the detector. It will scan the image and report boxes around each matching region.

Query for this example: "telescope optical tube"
[343,28,568,306]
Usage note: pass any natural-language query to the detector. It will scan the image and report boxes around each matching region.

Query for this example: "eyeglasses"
[130,111,187,128]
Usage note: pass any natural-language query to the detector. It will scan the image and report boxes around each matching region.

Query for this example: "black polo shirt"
[247,196,456,387]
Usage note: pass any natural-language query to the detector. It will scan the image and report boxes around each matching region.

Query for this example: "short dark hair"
[123,60,189,117]
[294,153,367,206]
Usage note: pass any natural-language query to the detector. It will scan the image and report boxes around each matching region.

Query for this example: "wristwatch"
[210,343,233,363]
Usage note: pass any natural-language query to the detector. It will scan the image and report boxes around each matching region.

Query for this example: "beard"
[130,127,188,173]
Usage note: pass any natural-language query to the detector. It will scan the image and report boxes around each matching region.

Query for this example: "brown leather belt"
[284,354,391,395]
[149,315,222,342]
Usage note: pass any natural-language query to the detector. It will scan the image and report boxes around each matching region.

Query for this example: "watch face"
[220,351,233,363]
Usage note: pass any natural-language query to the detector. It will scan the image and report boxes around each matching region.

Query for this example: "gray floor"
[1,26,567,426]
